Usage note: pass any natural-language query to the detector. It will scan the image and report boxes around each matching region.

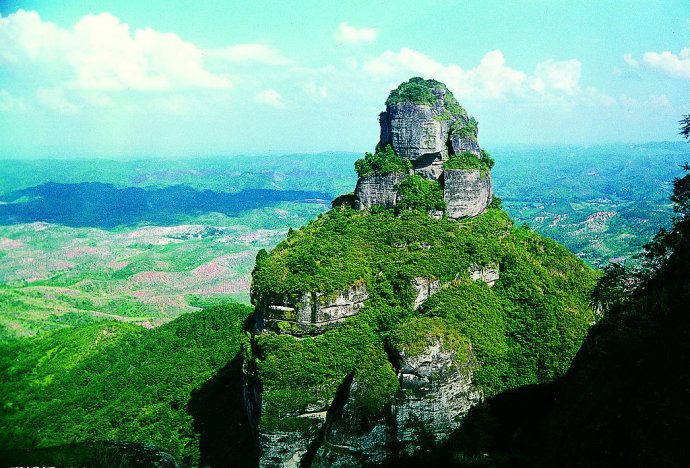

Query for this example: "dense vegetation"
[395,175,445,213]
[354,143,412,177]
[249,201,598,428]
[0,304,253,467]
[444,150,495,174]
[450,117,478,141]
[385,77,467,116]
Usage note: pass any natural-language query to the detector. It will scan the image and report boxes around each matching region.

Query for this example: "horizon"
[1,1,688,158]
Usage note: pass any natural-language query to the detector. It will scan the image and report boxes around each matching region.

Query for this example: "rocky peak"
[356,77,493,219]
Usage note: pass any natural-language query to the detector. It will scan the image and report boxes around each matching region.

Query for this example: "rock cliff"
[354,77,493,219]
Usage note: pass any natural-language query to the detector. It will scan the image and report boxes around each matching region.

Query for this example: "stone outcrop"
[354,78,493,219]
[411,276,442,309]
[395,339,483,456]
[254,282,369,335]
[354,173,407,210]
[469,263,500,287]
[443,169,493,219]
[249,335,483,467]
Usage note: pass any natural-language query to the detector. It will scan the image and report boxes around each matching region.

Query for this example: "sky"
[0,0,688,158]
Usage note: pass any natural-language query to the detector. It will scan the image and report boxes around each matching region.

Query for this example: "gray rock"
[394,339,483,456]
[255,282,369,335]
[469,263,500,287]
[354,173,407,210]
[450,136,481,156]
[443,169,492,219]
[411,276,442,309]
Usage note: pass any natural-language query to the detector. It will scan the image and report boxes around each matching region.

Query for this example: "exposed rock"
[354,173,407,210]
[354,78,493,218]
[443,169,492,219]
[411,276,442,309]
[313,381,390,468]
[450,135,481,156]
[394,339,483,456]
[254,283,369,335]
[469,263,500,287]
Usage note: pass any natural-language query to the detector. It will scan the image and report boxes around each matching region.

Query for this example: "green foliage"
[450,117,478,141]
[354,144,411,177]
[488,195,503,211]
[385,77,437,107]
[444,151,493,175]
[249,205,597,423]
[389,315,469,360]
[385,77,466,115]
[0,304,252,467]
[395,175,446,213]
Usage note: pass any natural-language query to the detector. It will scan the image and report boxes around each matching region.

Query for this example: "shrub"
[395,175,446,213]
[354,144,412,177]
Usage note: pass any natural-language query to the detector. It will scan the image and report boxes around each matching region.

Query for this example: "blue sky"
[0,0,688,157]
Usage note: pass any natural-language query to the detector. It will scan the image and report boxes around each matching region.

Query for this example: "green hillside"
[248,203,598,432]
[0,303,252,467]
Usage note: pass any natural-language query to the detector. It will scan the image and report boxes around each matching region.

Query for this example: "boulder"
[443,169,492,219]
[469,263,500,287]
[354,173,407,210]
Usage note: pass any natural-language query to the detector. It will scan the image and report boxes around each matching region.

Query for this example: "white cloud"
[0,89,26,111]
[36,88,78,115]
[362,48,597,103]
[333,22,378,46]
[0,9,232,91]
[623,53,639,68]
[255,89,284,108]
[531,59,581,94]
[649,93,671,109]
[204,44,293,66]
[642,48,690,79]
[302,81,328,98]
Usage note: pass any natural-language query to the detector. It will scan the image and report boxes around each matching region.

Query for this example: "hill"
[243,78,599,466]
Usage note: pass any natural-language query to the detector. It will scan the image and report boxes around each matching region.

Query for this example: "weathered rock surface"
[254,282,369,335]
[443,169,492,218]
[354,173,407,210]
[248,335,484,467]
[411,276,442,309]
[354,78,493,219]
[395,339,483,456]
[469,263,500,287]
[450,135,481,156]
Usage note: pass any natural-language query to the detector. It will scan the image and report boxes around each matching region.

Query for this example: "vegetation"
[444,150,494,175]
[385,77,466,115]
[249,203,598,423]
[450,117,478,141]
[354,143,412,177]
[395,175,446,213]
[0,304,253,467]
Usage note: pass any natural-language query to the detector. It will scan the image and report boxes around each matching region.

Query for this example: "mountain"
[243,78,598,467]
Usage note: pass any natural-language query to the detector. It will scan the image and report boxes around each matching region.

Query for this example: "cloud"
[642,48,690,79]
[531,59,581,94]
[36,88,78,115]
[333,22,378,46]
[0,9,232,91]
[362,48,597,103]
[302,81,328,98]
[255,89,284,108]
[0,89,26,111]
[649,93,671,109]
[204,44,293,66]
[623,53,639,68]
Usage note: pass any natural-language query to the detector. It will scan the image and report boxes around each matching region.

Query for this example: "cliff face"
[244,77,598,467]
[355,78,492,219]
